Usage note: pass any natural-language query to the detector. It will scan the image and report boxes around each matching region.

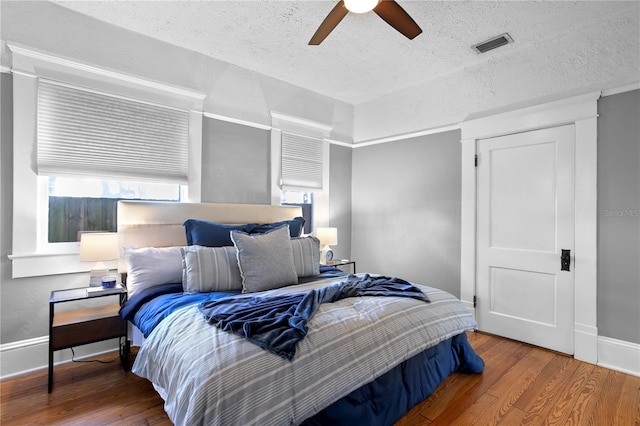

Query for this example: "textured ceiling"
[52,1,640,106]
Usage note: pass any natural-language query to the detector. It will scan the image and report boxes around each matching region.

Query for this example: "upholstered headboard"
[117,201,302,272]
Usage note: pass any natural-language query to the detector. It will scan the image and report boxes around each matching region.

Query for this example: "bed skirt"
[302,332,483,426]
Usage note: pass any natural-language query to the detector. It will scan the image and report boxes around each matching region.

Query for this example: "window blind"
[281,132,324,190]
[37,79,189,183]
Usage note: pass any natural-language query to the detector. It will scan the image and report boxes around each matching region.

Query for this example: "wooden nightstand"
[330,259,356,274]
[48,286,129,392]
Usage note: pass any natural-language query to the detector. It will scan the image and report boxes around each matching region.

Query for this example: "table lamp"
[316,227,337,265]
[80,232,118,286]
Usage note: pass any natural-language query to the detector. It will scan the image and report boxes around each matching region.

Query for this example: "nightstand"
[48,286,129,392]
[330,259,356,274]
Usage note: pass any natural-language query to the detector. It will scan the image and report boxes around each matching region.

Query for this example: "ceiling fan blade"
[309,1,349,45]
[373,0,422,40]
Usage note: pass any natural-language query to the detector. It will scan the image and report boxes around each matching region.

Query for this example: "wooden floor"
[1,332,638,425]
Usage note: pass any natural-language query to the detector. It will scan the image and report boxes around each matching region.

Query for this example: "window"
[36,78,189,244]
[47,177,181,243]
[270,112,332,232]
[37,79,190,182]
[8,43,205,278]
[281,133,324,190]
[281,190,313,234]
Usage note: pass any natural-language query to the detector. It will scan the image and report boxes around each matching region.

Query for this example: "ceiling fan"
[309,0,422,45]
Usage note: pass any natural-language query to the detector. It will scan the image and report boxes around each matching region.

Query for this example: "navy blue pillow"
[245,217,305,238]
[183,219,247,247]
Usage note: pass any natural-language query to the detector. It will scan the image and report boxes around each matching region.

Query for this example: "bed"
[117,201,483,426]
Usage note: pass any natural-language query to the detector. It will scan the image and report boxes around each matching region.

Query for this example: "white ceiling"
[52,0,640,106]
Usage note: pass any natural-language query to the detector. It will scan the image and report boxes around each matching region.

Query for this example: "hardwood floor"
[1,332,638,425]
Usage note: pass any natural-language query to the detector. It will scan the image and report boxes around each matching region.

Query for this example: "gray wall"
[329,144,352,261]
[597,89,640,344]
[351,130,462,297]
[201,118,271,204]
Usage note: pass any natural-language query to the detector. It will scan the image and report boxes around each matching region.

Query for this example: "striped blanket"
[132,275,477,426]
[198,274,429,360]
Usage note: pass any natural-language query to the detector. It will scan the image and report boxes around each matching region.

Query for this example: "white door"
[476,125,575,354]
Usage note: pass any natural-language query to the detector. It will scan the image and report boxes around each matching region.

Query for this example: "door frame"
[459,91,600,364]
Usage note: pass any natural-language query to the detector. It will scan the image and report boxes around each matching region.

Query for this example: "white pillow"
[181,245,243,293]
[125,246,183,297]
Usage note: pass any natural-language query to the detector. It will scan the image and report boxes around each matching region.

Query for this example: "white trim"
[203,111,272,131]
[7,43,205,277]
[7,43,205,106]
[315,139,331,227]
[461,300,476,322]
[0,336,120,380]
[459,92,600,364]
[326,138,354,148]
[598,336,640,377]
[601,82,640,97]
[270,111,333,135]
[8,253,118,278]
[353,124,460,148]
[459,138,477,313]
[461,92,600,140]
[188,111,203,202]
[0,65,10,73]
[573,115,598,364]
[203,112,353,147]
[575,323,599,364]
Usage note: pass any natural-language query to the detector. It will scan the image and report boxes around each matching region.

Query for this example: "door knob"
[561,249,571,271]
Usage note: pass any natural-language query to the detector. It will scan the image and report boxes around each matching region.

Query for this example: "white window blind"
[37,79,189,183]
[281,132,324,190]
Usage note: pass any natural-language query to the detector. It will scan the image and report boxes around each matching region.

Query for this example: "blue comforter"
[119,265,347,337]
[119,283,238,337]
[198,274,430,360]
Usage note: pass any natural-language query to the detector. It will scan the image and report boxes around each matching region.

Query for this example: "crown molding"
[601,82,640,97]
[353,124,460,148]
[203,112,272,130]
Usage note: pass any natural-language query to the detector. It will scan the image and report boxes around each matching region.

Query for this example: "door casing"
[459,91,600,364]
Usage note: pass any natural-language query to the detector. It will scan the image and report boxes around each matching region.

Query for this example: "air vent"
[472,33,513,54]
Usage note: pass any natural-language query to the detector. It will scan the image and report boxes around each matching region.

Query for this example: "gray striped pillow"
[181,245,243,293]
[290,237,320,278]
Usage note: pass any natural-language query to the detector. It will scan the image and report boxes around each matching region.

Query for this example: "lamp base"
[89,266,109,287]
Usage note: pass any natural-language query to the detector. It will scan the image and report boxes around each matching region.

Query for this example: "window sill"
[8,253,118,279]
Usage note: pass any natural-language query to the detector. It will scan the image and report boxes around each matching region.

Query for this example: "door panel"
[477,125,575,354]
[489,142,557,252]
[489,267,556,326]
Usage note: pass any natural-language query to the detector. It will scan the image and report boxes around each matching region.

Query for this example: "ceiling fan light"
[344,0,379,14]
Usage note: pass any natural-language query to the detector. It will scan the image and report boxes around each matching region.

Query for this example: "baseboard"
[0,336,120,380]
[574,323,598,364]
[597,336,640,377]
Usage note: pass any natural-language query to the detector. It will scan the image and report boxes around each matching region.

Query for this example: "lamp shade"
[316,227,338,246]
[79,232,119,262]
